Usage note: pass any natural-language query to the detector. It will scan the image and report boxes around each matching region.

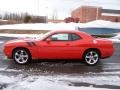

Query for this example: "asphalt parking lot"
[0,37,120,89]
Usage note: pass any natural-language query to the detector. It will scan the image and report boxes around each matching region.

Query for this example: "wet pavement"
[0,37,120,90]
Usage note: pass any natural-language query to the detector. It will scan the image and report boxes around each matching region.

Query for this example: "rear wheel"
[13,48,31,65]
[83,50,100,66]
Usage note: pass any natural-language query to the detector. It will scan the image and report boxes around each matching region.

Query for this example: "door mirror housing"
[46,38,52,43]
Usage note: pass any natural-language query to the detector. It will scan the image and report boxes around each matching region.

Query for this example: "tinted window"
[71,34,81,40]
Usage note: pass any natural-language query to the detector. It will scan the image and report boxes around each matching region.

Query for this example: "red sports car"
[4,30,114,65]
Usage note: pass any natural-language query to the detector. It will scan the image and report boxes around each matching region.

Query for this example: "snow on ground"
[54,75,120,86]
[0,20,120,30]
[0,75,19,84]
[0,23,76,30]
[0,67,21,72]
[107,38,120,43]
[0,66,119,90]
[106,33,120,43]
[0,74,117,90]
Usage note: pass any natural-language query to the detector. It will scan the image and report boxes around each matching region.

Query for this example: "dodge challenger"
[4,30,114,65]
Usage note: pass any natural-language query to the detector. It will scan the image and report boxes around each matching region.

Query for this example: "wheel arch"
[83,48,101,58]
[12,47,32,59]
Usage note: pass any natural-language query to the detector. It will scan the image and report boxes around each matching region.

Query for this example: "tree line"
[0,12,47,24]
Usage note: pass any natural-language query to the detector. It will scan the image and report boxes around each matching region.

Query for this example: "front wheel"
[83,50,100,66]
[13,48,31,65]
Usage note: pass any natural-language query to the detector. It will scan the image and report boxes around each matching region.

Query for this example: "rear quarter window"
[71,34,81,41]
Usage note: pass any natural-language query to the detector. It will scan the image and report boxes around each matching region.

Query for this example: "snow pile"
[107,38,120,43]
[0,33,44,38]
[0,20,120,30]
[79,20,120,29]
[106,33,120,43]
[113,33,120,39]
[0,23,76,30]
[0,20,120,43]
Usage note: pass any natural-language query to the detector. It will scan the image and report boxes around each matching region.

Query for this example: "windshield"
[35,31,52,40]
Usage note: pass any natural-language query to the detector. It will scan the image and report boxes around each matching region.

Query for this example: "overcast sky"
[0,0,120,19]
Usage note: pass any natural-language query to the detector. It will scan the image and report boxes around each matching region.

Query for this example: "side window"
[50,33,69,41]
[71,34,81,41]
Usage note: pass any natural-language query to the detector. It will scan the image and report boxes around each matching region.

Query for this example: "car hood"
[5,38,38,45]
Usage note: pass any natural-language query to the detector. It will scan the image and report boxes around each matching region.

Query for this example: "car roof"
[47,30,93,39]
[41,30,93,40]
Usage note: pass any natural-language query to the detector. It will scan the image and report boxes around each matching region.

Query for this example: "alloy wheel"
[84,50,99,65]
[13,49,30,64]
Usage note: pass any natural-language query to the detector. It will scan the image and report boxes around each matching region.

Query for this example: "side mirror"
[46,38,52,43]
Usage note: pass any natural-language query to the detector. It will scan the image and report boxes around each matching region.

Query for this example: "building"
[71,6,120,23]
[0,20,16,25]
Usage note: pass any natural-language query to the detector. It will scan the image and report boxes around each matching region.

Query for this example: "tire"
[83,50,100,66]
[13,48,31,65]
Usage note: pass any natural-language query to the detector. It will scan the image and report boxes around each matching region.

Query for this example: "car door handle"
[66,43,70,45]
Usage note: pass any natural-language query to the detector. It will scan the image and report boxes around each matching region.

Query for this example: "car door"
[38,32,82,59]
